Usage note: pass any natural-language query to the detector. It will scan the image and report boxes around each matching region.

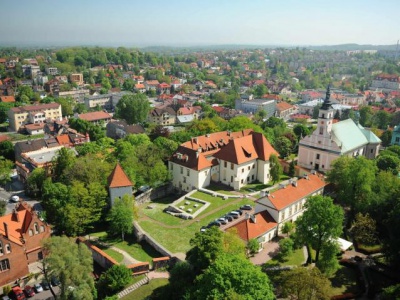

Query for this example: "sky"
[1,0,399,47]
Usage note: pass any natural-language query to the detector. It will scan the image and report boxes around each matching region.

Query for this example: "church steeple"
[321,84,333,110]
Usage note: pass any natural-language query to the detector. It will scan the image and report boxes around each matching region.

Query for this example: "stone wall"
[135,184,175,205]
[77,237,118,270]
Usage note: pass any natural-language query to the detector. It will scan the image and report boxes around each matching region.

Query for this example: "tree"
[376,155,400,175]
[269,154,282,183]
[115,93,151,124]
[52,147,76,182]
[97,265,132,297]
[0,102,14,123]
[254,84,268,98]
[42,236,95,300]
[316,242,340,276]
[380,130,392,147]
[282,221,295,237]
[0,158,13,186]
[293,124,310,140]
[108,195,135,241]
[288,160,296,177]
[280,267,331,300]
[327,156,376,216]
[193,253,274,300]
[0,141,15,161]
[279,238,294,258]
[359,106,373,127]
[167,262,196,300]
[26,168,46,197]
[274,136,292,158]
[295,195,344,262]
[55,97,74,117]
[186,226,224,274]
[0,201,5,216]
[247,238,260,256]
[350,213,377,246]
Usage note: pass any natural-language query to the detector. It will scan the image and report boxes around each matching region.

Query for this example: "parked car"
[10,195,19,203]
[51,276,61,287]
[11,287,25,300]
[228,212,240,219]
[41,280,50,290]
[217,218,228,225]
[23,285,35,298]
[34,283,43,293]
[207,221,221,228]
[224,215,234,222]
[234,209,243,216]
[200,226,207,232]
[240,205,252,211]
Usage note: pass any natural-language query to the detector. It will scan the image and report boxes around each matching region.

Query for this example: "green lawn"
[140,203,186,226]
[263,248,306,268]
[102,248,124,263]
[329,265,360,296]
[121,279,169,300]
[138,194,253,253]
[240,182,272,193]
[90,232,161,264]
[206,183,235,195]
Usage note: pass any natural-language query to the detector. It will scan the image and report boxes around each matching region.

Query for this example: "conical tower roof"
[107,163,133,188]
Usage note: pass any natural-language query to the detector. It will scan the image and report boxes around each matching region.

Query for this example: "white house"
[169,129,278,192]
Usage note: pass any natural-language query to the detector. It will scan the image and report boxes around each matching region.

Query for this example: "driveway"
[250,239,281,265]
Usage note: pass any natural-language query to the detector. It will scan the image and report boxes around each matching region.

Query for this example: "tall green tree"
[115,93,151,124]
[97,265,132,297]
[193,253,274,300]
[274,136,292,158]
[42,236,96,300]
[0,158,13,186]
[295,195,344,262]
[269,154,282,183]
[52,147,76,182]
[108,195,135,241]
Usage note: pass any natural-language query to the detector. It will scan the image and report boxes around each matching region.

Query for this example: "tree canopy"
[115,93,151,124]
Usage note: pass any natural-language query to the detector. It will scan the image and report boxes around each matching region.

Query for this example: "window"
[40,225,45,233]
[34,223,39,234]
[231,163,234,170]
[316,154,320,159]
[29,229,33,236]
[183,177,186,183]
[252,164,255,169]
[5,244,10,254]
[322,113,325,118]
[231,176,233,182]
[0,242,2,255]
[224,161,227,168]
[241,179,243,184]
[247,176,250,182]
[242,168,244,173]
[248,166,250,170]
[0,259,10,272]
[370,149,373,154]
[319,127,323,135]
[187,169,190,176]
[396,137,400,142]
[252,175,254,180]
[289,206,292,216]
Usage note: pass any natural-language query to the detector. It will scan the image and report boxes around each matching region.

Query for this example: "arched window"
[0,242,3,255]
[5,244,10,254]
[34,223,39,234]
[40,225,45,233]
[28,229,33,236]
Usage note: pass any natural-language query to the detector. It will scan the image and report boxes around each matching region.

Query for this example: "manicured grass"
[240,182,272,193]
[139,196,253,253]
[329,265,360,296]
[121,279,169,300]
[263,248,306,268]
[206,183,235,195]
[140,203,185,226]
[102,248,124,263]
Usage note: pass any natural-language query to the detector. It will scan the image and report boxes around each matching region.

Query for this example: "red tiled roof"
[10,103,60,113]
[276,101,294,111]
[135,83,145,89]
[0,96,15,103]
[78,111,112,122]
[232,210,277,241]
[258,174,326,211]
[56,134,71,146]
[108,163,133,188]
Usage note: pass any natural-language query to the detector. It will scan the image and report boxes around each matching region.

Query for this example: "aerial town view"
[1,0,400,299]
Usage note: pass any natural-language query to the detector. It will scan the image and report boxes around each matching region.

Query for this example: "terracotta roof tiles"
[108,163,133,188]
[232,210,277,241]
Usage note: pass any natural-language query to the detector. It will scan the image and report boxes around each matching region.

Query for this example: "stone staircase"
[117,275,150,298]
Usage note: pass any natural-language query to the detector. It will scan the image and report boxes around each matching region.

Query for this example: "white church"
[298,86,381,172]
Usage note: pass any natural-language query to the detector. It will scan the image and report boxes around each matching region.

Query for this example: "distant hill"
[305,43,398,51]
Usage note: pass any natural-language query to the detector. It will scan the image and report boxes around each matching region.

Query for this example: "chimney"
[13,209,20,222]
[292,181,298,187]
[3,222,8,238]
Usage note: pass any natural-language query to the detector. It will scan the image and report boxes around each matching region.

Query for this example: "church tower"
[317,85,334,136]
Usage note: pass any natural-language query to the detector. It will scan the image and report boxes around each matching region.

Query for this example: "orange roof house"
[169,129,278,191]
[0,201,51,286]
[232,210,278,242]
[107,163,133,205]
[0,96,15,103]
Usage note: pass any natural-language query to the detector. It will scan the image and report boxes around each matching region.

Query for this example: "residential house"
[69,73,84,86]
[390,125,400,146]
[77,111,112,126]
[144,80,160,91]
[0,201,51,286]
[169,129,278,191]
[148,107,176,126]
[44,79,60,94]
[231,173,326,248]
[298,86,381,172]
[370,73,400,92]
[84,94,112,109]
[135,83,146,93]
[0,96,15,103]
[106,120,145,139]
[25,123,46,135]
[45,67,58,76]
[55,89,90,103]
[275,101,295,119]
[8,103,62,132]
[107,163,133,206]
[157,83,171,95]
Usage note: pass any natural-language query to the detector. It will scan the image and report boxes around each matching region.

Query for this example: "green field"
[329,265,360,296]
[263,248,306,268]
[121,279,169,300]
[138,191,253,253]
